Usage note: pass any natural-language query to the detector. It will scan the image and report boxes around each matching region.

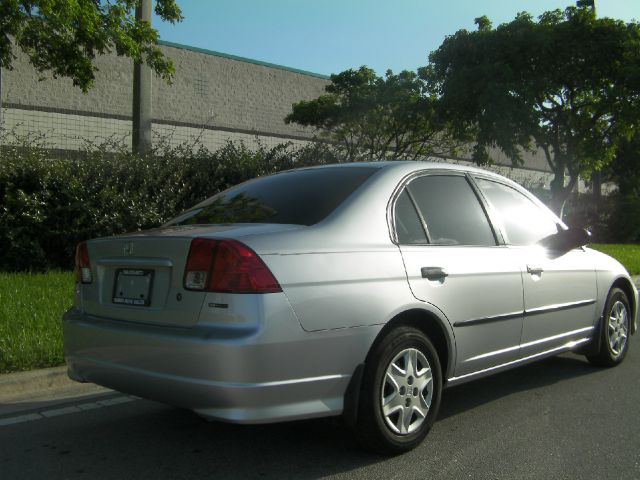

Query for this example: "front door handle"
[527,265,544,275]
[421,267,448,281]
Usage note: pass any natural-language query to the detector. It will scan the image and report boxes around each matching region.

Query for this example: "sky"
[154,0,639,77]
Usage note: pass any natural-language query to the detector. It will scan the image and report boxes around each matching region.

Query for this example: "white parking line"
[97,396,134,407]
[76,402,103,411]
[0,413,42,427]
[40,406,82,418]
[0,395,136,427]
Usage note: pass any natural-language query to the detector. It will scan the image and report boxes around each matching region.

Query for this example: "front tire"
[587,287,631,367]
[355,326,442,455]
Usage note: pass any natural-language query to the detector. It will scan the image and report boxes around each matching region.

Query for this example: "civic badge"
[123,241,134,256]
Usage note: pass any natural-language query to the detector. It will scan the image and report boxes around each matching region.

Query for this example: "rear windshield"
[165,166,380,227]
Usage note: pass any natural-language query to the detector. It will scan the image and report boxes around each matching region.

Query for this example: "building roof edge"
[158,40,330,80]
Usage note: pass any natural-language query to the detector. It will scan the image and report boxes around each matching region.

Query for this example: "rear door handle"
[527,265,544,275]
[421,267,448,281]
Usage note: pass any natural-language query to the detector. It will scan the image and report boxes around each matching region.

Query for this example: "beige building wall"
[1,40,328,150]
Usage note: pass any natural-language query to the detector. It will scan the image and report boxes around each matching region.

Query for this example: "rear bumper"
[63,297,377,423]
[66,352,347,423]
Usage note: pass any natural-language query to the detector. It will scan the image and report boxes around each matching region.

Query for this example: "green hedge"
[3,135,636,272]
[606,192,640,244]
[563,191,640,244]
[0,140,337,272]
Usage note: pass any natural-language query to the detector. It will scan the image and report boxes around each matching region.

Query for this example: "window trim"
[464,173,507,246]
[401,187,431,243]
[388,169,501,247]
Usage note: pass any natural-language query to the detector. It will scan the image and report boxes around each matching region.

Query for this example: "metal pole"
[576,1,601,202]
[0,66,3,127]
[590,1,601,203]
[132,0,153,155]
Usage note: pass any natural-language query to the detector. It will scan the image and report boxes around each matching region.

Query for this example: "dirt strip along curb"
[0,366,109,403]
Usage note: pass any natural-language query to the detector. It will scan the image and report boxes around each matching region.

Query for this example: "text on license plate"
[112,269,154,306]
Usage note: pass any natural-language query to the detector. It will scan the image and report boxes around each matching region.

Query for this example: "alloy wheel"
[380,348,433,435]
[608,300,629,356]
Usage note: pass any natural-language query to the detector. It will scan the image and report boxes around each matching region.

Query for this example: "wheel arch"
[365,308,456,381]
[611,277,637,335]
[581,278,637,358]
[342,307,456,427]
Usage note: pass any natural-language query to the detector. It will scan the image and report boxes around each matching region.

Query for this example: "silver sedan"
[63,162,638,454]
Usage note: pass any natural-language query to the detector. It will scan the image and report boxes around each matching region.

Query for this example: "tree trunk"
[548,171,578,219]
[592,172,602,202]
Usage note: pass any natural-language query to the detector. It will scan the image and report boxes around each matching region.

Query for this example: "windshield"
[165,166,380,227]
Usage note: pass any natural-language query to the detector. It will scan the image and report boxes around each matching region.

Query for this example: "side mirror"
[538,227,591,254]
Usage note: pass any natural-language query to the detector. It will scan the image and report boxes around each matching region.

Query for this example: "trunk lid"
[80,224,300,327]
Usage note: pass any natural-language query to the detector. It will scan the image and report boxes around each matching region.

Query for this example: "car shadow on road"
[1,395,382,478]
[438,352,601,421]
[0,351,624,480]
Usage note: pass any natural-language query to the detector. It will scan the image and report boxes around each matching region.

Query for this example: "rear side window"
[475,178,558,246]
[407,175,496,246]
[166,167,379,226]
[394,190,428,244]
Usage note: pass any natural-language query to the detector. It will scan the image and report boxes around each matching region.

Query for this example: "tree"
[605,134,640,242]
[285,66,461,161]
[424,7,640,215]
[0,0,183,92]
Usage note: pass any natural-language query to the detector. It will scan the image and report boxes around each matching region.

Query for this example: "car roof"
[289,160,538,209]
[293,160,507,181]
[295,160,486,173]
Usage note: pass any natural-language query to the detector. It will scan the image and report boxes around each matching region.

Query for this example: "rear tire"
[587,287,631,368]
[355,326,442,455]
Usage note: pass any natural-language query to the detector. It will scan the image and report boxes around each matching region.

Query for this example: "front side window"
[406,175,496,246]
[475,178,558,246]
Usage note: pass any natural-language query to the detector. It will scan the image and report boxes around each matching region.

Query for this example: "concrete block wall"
[1,108,132,151]
[154,42,328,138]
[1,41,327,145]
[1,47,133,117]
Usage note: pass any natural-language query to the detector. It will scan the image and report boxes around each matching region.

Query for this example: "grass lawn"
[591,244,640,276]
[0,271,74,373]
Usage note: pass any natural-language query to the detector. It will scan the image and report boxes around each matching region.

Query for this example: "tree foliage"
[424,7,640,215]
[285,66,461,161]
[606,134,640,242]
[0,0,183,92]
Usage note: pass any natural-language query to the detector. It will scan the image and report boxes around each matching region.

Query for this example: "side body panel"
[262,248,415,331]
[399,245,524,376]
[519,247,598,355]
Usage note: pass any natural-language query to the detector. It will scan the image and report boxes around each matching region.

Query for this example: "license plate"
[112,269,154,306]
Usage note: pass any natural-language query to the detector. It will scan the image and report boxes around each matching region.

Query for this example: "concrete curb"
[0,366,108,403]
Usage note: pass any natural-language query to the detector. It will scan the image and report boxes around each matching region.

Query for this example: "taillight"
[183,238,281,294]
[75,242,93,284]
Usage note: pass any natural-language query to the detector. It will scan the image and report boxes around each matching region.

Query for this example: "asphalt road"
[1,335,639,480]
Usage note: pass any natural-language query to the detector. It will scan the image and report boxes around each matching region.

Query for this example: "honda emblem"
[123,241,134,256]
